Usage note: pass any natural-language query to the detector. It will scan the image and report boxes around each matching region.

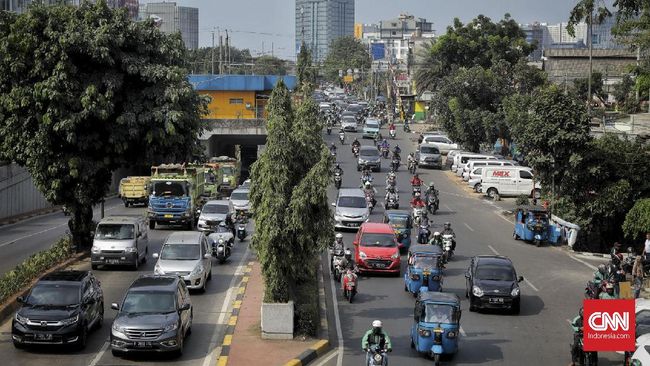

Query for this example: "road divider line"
[444,204,452,211]
[0,223,67,248]
[88,340,110,366]
[568,254,598,271]
[313,349,339,366]
[329,258,344,366]
[524,278,539,292]
[487,245,500,255]
[463,223,475,232]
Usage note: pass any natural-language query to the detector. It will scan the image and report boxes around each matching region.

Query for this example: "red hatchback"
[353,223,401,275]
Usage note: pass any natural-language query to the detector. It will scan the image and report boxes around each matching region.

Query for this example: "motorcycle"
[212,238,231,264]
[352,145,360,157]
[339,131,346,145]
[574,332,598,366]
[331,253,345,282]
[442,234,454,263]
[619,247,635,275]
[391,159,399,172]
[417,224,431,244]
[403,122,411,132]
[385,176,397,191]
[426,194,439,214]
[412,185,422,196]
[366,345,388,366]
[407,160,417,174]
[334,172,342,190]
[361,174,373,186]
[327,125,332,135]
[584,281,600,299]
[381,146,389,159]
[62,205,71,216]
[389,129,396,139]
[366,194,375,213]
[384,195,399,210]
[237,223,247,242]
[413,206,427,225]
[342,269,358,303]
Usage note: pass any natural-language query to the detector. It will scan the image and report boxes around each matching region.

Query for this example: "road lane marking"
[487,245,500,255]
[459,326,467,337]
[329,258,344,366]
[87,340,110,366]
[463,223,475,232]
[201,248,250,366]
[495,211,513,225]
[568,254,598,271]
[444,204,452,211]
[524,278,539,292]
[0,223,67,248]
[313,349,339,366]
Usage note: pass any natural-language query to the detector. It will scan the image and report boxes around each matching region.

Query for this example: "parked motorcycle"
[342,269,358,303]
[212,238,231,264]
[334,172,342,190]
[442,234,454,263]
[339,131,346,145]
[237,223,247,242]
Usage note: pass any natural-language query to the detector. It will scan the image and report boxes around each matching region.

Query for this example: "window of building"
[392,31,397,36]
[229,98,244,104]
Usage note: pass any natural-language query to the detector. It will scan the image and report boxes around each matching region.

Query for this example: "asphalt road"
[0,202,250,366]
[318,125,615,366]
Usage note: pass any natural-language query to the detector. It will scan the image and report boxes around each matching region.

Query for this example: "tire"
[186,219,194,231]
[141,247,148,264]
[487,188,499,200]
[474,183,481,193]
[405,283,408,292]
[95,303,104,330]
[149,220,155,230]
[434,353,441,366]
[513,231,519,240]
[111,349,123,357]
[198,277,206,293]
[207,268,212,281]
[13,341,24,349]
[123,201,128,208]
[76,325,88,350]
[511,300,521,315]
[174,335,184,358]
[349,291,354,303]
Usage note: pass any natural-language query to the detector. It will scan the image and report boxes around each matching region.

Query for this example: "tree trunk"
[68,204,94,252]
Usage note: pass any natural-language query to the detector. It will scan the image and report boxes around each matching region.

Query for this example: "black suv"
[110,275,192,357]
[12,270,104,349]
[465,255,524,314]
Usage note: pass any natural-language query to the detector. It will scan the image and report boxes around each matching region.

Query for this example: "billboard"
[371,43,385,60]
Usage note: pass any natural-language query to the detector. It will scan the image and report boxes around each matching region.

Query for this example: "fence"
[0,163,54,220]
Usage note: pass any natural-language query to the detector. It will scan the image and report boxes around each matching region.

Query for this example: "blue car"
[362,118,381,139]
[383,210,412,251]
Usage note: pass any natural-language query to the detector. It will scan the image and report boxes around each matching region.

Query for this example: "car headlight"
[418,327,431,337]
[154,263,164,275]
[198,219,206,226]
[163,323,178,332]
[218,238,224,244]
[472,286,484,297]
[60,314,79,326]
[391,252,399,259]
[447,331,457,338]
[91,246,100,254]
[112,323,125,333]
[191,264,204,276]
[15,313,27,325]
[511,287,520,297]
[359,251,367,259]
[124,247,137,253]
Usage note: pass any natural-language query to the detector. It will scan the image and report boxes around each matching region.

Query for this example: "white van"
[91,216,149,270]
[462,160,516,181]
[452,153,491,172]
[455,155,498,176]
[481,167,541,199]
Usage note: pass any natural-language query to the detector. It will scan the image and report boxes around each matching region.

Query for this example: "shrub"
[0,236,74,304]
[515,195,530,206]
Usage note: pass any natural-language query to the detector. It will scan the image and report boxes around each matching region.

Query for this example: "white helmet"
[433,231,441,237]
[335,233,343,240]
[372,320,382,328]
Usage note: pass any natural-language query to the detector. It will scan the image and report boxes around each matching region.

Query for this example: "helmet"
[219,221,227,227]
[598,264,607,275]
[365,182,372,188]
[409,152,414,156]
[429,182,435,188]
[444,222,451,229]
[344,248,352,260]
[372,320,382,328]
[383,139,387,143]
[335,233,343,240]
[414,191,421,198]
[335,163,340,169]
[331,143,335,147]
[434,231,441,237]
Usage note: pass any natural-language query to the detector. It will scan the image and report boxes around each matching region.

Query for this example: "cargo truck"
[209,156,240,196]
[148,164,205,230]
[118,176,151,207]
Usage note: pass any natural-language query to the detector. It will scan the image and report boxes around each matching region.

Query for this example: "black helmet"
[444,222,451,229]
[335,163,340,169]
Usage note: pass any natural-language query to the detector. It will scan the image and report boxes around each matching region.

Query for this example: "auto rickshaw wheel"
[433,353,441,366]
[410,338,415,349]
[512,231,519,240]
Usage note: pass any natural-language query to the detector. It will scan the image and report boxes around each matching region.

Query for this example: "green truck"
[209,155,240,196]
[148,164,206,230]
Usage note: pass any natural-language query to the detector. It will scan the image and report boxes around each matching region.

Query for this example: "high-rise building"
[139,2,198,50]
[295,0,355,62]
[2,0,139,20]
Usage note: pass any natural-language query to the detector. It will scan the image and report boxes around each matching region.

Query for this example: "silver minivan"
[333,188,370,230]
[418,143,442,169]
[91,216,149,270]
[153,232,213,292]
[197,199,234,232]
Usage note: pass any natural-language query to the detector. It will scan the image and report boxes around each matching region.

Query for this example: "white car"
[341,116,358,132]
[230,188,250,215]
[421,135,459,155]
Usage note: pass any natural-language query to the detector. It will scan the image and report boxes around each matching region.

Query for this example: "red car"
[353,223,401,275]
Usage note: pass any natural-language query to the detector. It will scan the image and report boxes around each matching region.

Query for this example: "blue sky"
[143,0,606,60]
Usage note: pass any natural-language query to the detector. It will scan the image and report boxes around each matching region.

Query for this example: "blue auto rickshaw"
[383,209,412,252]
[404,244,444,296]
[513,206,553,247]
[410,291,461,366]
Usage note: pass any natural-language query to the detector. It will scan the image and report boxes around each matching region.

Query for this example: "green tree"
[0,2,207,250]
[186,46,253,74]
[613,74,638,113]
[323,36,371,82]
[573,72,606,102]
[249,80,332,335]
[567,0,612,37]
[252,55,287,75]
[296,41,316,90]
[623,199,650,240]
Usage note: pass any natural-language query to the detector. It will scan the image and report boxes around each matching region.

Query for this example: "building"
[2,0,139,19]
[139,2,198,50]
[295,0,355,62]
[521,23,545,61]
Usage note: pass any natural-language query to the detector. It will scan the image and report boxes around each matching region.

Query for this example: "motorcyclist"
[351,138,361,149]
[425,182,439,200]
[362,320,392,365]
[388,122,396,133]
[599,282,617,299]
[593,264,607,286]
[385,186,399,204]
[380,138,389,151]
[330,143,337,155]
[385,171,396,187]
[340,248,357,272]
[570,307,586,366]
[441,222,457,251]
[410,192,425,208]
[610,242,624,269]
[393,145,401,156]
[360,166,372,184]
[411,174,423,187]
[330,233,345,273]
[224,213,235,235]
[362,181,377,207]
[392,149,401,163]
[334,163,343,177]
[429,231,443,247]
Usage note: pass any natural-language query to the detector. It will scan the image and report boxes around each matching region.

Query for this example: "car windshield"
[637,310,650,337]
[160,244,200,260]
[95,224,135,240]
[152,181,187,197]
[342,117,357,123]
[360,149,379,157]
[413,255,439,270]
[230,192,249,201]
[338,196,367,208]
[476,264,515,281]
[121,291,176,314]
[202,204,229,214]
[27,284,80,306]
[221,167,234,175]
[388,216,408,228]
[365,123,379,129]
[360,233,396,247]
[420,147,440,154]
[424,303,456,323]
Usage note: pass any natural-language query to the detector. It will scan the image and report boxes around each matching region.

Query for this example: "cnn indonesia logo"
[583,299,636,352]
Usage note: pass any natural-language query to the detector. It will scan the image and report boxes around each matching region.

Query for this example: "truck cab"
[148,164,205,230]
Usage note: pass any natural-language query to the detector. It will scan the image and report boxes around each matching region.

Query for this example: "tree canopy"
[0,1,207,250]
[623,199,650,240]
[323,36,371,82]
[296,41,316,90]
[186,46,253,74]
[252,55,287,75]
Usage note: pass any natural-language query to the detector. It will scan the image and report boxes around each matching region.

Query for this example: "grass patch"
[294,273,319,337]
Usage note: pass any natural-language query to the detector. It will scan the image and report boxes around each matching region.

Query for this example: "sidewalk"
[225,261,322,366]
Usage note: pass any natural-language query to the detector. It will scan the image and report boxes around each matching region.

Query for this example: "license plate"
[134,341,152,348]
[107,259,120,264]
[34,334,53,341]
[164,214,173,218]
[374,263,386,268]
[489,298,504,304]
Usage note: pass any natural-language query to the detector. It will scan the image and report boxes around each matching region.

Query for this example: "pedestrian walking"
[633,253,644,299]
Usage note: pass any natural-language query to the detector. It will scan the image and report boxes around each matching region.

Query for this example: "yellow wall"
[200,90,257,119]
[354,23,363,39]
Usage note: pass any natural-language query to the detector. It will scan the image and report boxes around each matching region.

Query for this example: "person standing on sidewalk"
[633,253,644,299]
[644,232,650,261]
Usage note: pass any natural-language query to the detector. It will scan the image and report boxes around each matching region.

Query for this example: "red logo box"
[583,299,636,351]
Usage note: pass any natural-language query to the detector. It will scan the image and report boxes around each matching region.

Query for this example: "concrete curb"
[570,250,610,258]
[283,339,331,366]
[0,251,88,323]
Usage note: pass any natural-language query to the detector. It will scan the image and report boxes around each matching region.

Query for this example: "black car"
[110,275,192,357]
[12,270,104,349]
[465,255,523,314]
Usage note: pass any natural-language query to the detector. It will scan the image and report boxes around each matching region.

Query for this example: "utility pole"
[219,33,223,74]
[272,42,274,58]
[225,30,229,74]
[587,10,593,114]
[211,28,215,74]
[564,71,568,94]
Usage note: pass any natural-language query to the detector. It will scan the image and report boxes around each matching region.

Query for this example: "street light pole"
[587,9,593,114]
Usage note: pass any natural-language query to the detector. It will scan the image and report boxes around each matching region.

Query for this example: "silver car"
[230,188,250,215]
[357,146,381,172]
[153,232,212,292]
[341,116,358,132]
[197,200,233,232]
[333,188,370,230]
[418,143,442,169]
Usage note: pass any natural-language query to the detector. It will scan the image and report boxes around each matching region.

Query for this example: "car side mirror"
[204,253,212,259]
[17,296,24,304]
[152,253,159,259]
[179,303,191,312]
[331,202,336,207]
[518,276,524,283]
[111,303,119,310]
